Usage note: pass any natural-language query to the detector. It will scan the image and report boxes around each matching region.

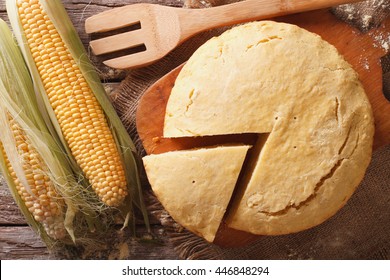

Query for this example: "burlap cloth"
[111,0,390,259]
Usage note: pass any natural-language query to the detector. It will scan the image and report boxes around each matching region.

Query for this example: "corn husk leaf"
[6,0,85,188]
[7,0,150,233]
[0,147,55,246]
[41,1,149,229]
[0,18,65,245]
[0,18,99,245]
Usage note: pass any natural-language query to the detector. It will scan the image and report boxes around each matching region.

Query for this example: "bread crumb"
[371,31,390,52]
[335,0,390,31]
[359,56,370,71]
[362,15,372,29]
[375,34,390,52]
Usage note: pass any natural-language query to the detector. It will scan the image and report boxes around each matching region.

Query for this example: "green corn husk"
[0,18,100,246]
[6,0,150,233]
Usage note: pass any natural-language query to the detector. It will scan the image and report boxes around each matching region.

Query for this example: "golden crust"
[162,21,374,236]
[143,145,250,242]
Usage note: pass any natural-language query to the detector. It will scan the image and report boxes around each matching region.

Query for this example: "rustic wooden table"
[1,0,389,260]
[0,0,182,260]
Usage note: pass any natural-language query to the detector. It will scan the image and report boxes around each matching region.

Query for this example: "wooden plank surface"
[0,0,389,260]
[0,225,179,260]
[0,0,183,260]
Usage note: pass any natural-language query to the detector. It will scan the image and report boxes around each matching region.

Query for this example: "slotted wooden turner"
[85,0,360,69]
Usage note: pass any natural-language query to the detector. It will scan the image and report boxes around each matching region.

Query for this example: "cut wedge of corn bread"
[143,21,374,239]
[143,145,250,242]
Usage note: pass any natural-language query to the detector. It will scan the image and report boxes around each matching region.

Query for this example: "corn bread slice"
[163,21,374,235]
[143,145,250,242]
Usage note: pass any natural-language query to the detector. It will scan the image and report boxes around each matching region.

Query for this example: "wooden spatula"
[85,0,360,69]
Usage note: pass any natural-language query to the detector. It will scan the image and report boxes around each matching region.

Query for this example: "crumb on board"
[359,56,370,71]
[335,0,390,31]
[372,32,390,52]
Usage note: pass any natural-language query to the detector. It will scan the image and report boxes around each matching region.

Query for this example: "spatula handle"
[178,0,360,41]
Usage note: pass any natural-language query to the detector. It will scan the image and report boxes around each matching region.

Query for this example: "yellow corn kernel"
[17,0,128,207]
[1,115,65,239]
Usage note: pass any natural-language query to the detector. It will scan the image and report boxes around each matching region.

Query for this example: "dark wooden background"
[0,0,182,260]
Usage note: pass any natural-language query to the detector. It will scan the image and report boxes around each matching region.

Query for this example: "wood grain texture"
[0,177,26,225]
[0,227,52,259]
[0,226,179,260]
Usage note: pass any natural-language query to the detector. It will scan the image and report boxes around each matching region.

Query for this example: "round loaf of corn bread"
[143,21,374,241]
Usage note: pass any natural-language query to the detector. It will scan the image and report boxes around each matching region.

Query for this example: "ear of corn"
[0,115,66,241]
[0,18,89,244]
[6,0,149,230]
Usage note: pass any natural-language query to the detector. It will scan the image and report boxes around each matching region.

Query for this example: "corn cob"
[0,17,94,243]
[7,0,150,231]
[0,17,66,241]
[13,0,128,207]
[0,115,66,240]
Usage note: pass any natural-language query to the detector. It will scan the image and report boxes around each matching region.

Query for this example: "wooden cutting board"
[136,9,390,247]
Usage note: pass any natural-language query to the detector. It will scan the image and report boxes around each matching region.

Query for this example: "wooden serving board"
[136,9,390,247]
